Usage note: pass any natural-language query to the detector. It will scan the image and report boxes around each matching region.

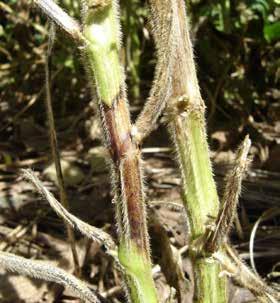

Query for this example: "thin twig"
[22,169,116,253]
[205,135,251,252]
[213,245,280,303]
[0,251,106,303]
[44,26,80,275]
[0,68,61,132]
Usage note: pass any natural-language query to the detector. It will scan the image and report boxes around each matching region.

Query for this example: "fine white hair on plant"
[135,0,179,143]
[0,251,101,303]
[206,135,251,252]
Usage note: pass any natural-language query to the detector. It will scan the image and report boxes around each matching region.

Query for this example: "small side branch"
[213,245,280,303]
[0,251,107,303]
[34,0,83,42]
[134,0,178,144]
[22,169,116,253]
[205,136,251,252]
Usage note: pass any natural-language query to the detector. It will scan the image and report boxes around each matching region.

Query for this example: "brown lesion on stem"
[102,94,131,164]
[101,92,149,255]
[120,150,148,252]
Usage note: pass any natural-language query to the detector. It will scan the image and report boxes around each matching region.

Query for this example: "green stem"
[174,110,219,239]
[167,1,227,302]
[82,2,158,302]
[83,2,122,106]
[193,258,227,303]
[173,109,227,302]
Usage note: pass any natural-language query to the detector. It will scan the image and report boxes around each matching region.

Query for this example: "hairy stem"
[81,1,157,302]
[205,136,251,253]
[134,0,177,143]
[161,1,227,301]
